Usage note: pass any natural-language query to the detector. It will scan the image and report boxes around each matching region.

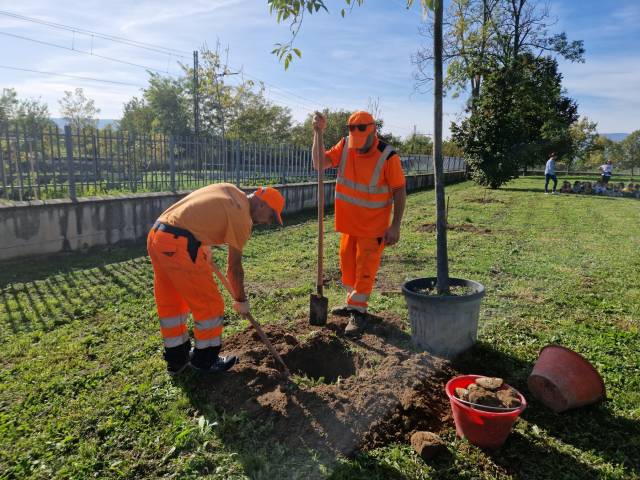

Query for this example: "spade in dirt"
[310,118,328,326]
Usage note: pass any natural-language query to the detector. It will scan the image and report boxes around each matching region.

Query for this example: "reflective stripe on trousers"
[160,313,189,348]
[193,316,224,349]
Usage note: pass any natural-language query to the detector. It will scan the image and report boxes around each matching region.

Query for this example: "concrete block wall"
[0,172,465,261]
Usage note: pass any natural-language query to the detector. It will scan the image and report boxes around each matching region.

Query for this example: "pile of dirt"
[455,377,521,410]
[184,314,455,456]
[418,223,492,234]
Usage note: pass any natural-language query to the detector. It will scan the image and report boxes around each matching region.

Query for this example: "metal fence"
[0,124,466,202]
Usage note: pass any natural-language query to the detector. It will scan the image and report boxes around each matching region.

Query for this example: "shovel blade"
[309,294,328,326]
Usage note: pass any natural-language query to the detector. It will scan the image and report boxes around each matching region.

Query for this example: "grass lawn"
[1,176,639,479]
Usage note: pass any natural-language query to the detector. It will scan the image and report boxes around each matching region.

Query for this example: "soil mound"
[181,314,455,456]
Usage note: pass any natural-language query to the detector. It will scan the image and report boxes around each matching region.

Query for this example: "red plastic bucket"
[528,345,605,413]
[445,375,526,449]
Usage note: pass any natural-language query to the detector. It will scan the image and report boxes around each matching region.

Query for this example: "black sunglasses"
[348,123,373,132]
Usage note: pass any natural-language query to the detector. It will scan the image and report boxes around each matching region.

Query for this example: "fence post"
[234,140,240,187]
[169,136,176,192]
[64,125,77,201]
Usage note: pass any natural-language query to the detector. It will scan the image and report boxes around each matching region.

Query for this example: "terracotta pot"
[527,345,605,413]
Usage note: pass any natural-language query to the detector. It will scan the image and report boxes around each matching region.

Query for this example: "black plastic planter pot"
[402,277,485,359]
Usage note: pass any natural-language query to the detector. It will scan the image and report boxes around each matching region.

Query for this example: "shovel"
[210,258,290,377]
[309,127,328,326]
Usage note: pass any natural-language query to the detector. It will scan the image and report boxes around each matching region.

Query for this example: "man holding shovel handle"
[147,182,285,375]
[312,110,407,336]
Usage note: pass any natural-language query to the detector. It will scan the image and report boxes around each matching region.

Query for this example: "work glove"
[233,299,250,316]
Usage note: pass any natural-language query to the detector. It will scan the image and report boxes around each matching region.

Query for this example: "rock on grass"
[411,431,445,460]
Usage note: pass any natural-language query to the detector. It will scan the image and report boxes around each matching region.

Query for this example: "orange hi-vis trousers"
[147,225,224,350]
[339,233,385,313]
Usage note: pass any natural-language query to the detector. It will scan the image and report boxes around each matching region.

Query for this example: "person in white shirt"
[544,153,558,194]
[599,160,613,184]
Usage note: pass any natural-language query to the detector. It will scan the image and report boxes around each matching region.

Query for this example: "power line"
[0,9,190,57]
[0,64,144,87]
[0,31,175,76]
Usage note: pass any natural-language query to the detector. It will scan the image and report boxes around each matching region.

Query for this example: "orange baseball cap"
[255,186,285,225]
[347,111,376,149]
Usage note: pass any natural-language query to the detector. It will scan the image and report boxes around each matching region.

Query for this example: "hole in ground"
[283,334,357,383]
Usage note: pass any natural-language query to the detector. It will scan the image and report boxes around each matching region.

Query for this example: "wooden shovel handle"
[210,258,290,376]
[316,134,324,297]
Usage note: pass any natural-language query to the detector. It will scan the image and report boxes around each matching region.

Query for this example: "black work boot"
[163,341,191,376]
[331,305,354,317]
[344,311,368,337]
[190,346,239,374]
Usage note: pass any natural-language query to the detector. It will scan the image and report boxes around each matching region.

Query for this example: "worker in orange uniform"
[312,111,406,336]
[147,183,285,375]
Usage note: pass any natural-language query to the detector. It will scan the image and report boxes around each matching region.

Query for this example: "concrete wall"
[0,172,466,261]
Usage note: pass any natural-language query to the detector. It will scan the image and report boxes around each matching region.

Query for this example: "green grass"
[1,176,639,479]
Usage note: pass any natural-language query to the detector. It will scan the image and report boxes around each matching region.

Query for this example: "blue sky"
[1,0,638,138]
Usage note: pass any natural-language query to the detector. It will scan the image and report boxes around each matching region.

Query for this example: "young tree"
[267,0,452,292]
[58,88,101,130]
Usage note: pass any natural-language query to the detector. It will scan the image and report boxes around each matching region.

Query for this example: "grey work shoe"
[331,305,355,317]
[344,312,368,337]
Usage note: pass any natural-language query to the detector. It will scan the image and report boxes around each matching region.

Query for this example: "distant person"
[572,181,583,194]
[599,160,613,184]
[544,152,558,194]
[622,183,634,196]
[560,180,572,193]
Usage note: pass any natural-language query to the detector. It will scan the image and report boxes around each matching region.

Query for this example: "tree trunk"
[434,0,450,294]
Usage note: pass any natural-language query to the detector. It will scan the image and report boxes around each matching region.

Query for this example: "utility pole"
[193,50,200,136]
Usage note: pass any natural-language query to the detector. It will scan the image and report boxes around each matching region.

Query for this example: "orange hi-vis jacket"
[326,137,406,238]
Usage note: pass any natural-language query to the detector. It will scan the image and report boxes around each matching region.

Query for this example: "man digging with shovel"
[312,111,406,336]
[147,183,285,375]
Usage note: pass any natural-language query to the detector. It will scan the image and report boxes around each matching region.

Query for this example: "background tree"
[119,97,155,135]
[58,88,100,130]
[0,88,19,125]
[452,55,578,188]
[414,0,584,103]
[568,116,598,171]
[143,74,191,136]
[290,109,351,148]
[620,131,640,176]
[402,133,433,154]
[1,88,53,130]
[225,84,293,143]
